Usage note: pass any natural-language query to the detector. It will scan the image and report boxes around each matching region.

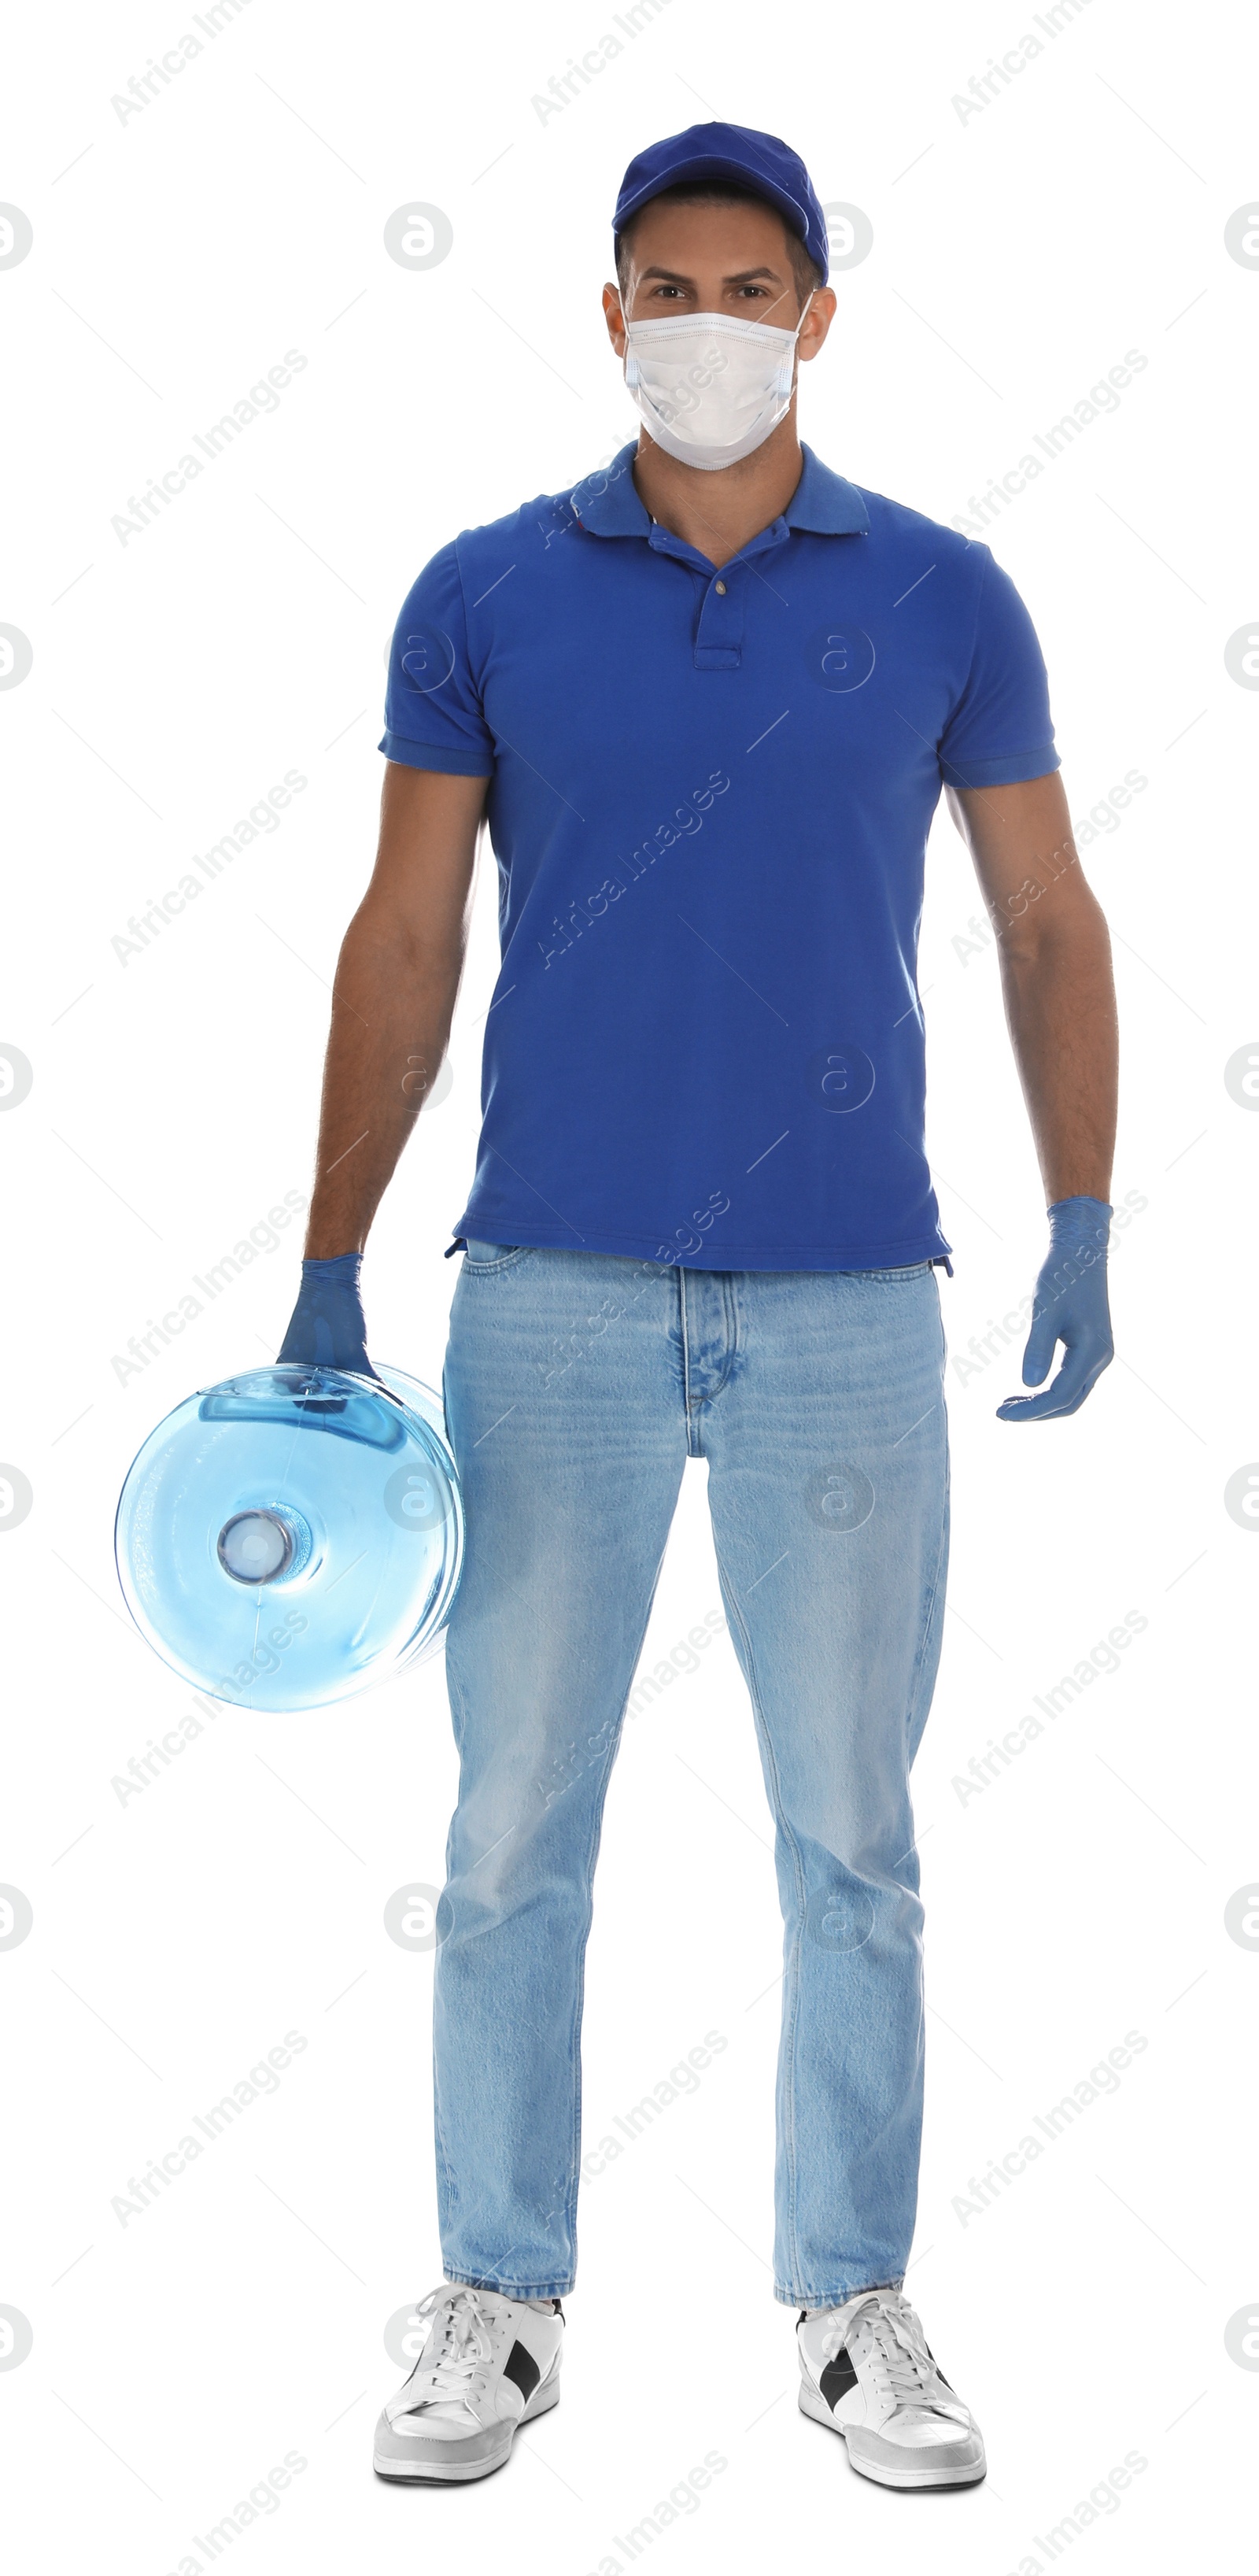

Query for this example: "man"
[279,124,1117,2492]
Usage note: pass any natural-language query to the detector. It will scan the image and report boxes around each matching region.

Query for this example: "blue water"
[115,1363,463,1711]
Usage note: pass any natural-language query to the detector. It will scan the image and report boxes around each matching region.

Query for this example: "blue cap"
[613,121,829,287]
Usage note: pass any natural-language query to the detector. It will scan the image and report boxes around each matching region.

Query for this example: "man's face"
[604,197,836,360]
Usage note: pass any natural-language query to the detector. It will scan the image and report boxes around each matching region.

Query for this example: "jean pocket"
[463,1240,530,1272]
[839,1261,932,1281]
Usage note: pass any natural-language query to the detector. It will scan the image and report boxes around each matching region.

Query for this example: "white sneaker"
[796,2287,985,2489]
[373,2283,564,2482]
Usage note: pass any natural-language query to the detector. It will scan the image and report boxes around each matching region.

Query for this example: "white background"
[2,0,1257,2567]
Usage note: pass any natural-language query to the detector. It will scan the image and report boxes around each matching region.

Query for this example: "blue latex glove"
[277,1253,381,1381]
[996,1196,1113,1423]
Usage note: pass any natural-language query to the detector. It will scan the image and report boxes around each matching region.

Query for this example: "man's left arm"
[947,771,1119,1422]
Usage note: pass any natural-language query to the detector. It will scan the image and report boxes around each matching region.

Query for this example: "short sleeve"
[937,546,1059,791]
[379,539,494,778]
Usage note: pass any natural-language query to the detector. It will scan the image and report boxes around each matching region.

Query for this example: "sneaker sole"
[797,2379,985,2489]
[373,2375,560,2484]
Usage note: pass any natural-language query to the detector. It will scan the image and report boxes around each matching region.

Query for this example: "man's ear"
[797,286,837,362]
[603,282,628,355]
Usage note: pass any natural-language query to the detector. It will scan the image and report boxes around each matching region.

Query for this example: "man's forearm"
[995,897,1117,1207]
[303,906,462,1258]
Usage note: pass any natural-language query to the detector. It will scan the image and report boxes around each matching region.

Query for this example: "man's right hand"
[278,1254,381,1380]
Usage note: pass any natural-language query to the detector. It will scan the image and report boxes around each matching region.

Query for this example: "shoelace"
[410,2285,501,2408]
[827,2291,961,2421]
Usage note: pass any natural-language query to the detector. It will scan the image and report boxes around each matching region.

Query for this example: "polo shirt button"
[714,580,727,594]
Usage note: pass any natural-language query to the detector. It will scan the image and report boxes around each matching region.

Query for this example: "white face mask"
[623,297,814,472]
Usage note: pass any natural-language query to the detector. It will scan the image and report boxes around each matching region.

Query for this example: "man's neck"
[630,419,806,569]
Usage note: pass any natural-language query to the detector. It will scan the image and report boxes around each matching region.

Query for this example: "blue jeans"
[434,1244,950,2306]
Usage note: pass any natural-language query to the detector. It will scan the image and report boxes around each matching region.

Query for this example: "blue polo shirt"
[380,441,1058,1270]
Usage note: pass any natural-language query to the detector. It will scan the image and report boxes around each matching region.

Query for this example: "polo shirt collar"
[785,444,869,536]
[571,441,868,541]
